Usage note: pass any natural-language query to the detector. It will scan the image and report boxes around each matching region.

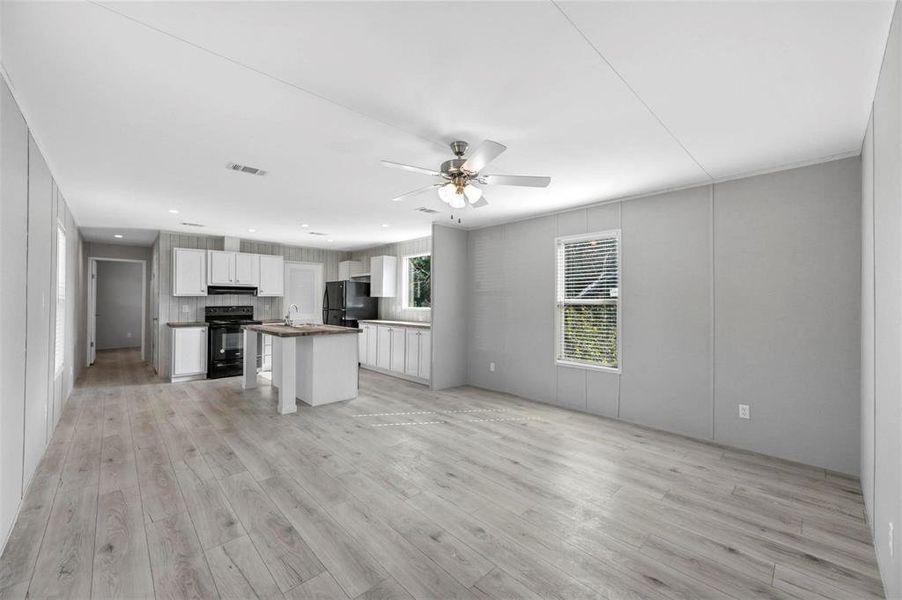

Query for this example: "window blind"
[556,232,620,369]
[54,226,66,375]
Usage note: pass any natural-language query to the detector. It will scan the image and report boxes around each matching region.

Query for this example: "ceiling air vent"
[180,222,205,228]
[415,207,439,214]
[226,162,267,176]
[307,231,328,236]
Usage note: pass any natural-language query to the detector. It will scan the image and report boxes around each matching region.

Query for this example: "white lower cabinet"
[170,326,207,382]
[359,321,430,383]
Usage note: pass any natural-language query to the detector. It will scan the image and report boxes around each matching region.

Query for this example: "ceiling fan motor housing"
[449,140,469,158]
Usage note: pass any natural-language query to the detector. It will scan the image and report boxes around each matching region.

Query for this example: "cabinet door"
[418,330,431,380]
[173,248,207,296]
[404,329,419,376]
[390,327,406,373]
[357,326,367,364]
[365,325,378,366]
[172,328,206,376]
[208,250,235,285]
[376,326,392,370]
[235,253,259,285]
[259,255,284,296]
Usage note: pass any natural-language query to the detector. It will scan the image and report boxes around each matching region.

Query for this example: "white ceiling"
[1,1,893,250]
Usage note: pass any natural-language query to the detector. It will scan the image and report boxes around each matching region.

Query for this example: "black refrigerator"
[323,280,378,327]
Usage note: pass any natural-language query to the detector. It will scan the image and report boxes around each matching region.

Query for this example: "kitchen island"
[242,323,360,414]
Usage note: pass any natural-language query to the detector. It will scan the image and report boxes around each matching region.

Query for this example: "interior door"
[284,262,323,323]
[88,259,97,365]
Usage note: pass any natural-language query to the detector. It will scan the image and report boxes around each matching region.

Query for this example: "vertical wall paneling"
[861,111,876,531]
[466,157,860,475]
[0,76,29,548]
[430,225,468,390]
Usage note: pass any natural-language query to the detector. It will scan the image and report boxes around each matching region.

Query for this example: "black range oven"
[205,305,260,379]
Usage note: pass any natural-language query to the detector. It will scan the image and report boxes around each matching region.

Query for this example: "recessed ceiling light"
[113,234,123,239]
[301,223,309,228]
[248,228,256,233]
[381,224,390,228]
[327,239,334,242]
[168,209,179,214]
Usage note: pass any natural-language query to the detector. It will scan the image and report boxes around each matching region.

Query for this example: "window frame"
[554,229,622,373]
[402,252,432,311]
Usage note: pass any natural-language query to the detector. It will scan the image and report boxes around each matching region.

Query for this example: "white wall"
[350,236,432,323]
[861,1,901,595]
[468,157,861,475]
[95,260,143,350]
[430,224,468,390]
[0,77,82,553]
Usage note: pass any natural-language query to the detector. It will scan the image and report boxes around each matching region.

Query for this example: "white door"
[390,327,406,373]
[208,250,234,285]
[234,253,259,285]
[405,328,419,376]
[284,262,323,323]
[87,259,97,365]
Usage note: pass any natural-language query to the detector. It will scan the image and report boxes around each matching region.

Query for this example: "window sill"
[555,359,620,374]
[404,307,431,311]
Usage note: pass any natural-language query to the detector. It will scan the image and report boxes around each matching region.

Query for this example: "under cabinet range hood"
[207,285,258,296]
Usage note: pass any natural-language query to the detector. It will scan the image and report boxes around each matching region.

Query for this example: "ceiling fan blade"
[471,196,489,208]
[462,140,507,173]
[482,174,551,188]
[391,183,441,202]
[381,160,441,177]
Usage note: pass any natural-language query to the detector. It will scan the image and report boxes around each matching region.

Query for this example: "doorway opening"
[87,257,147,366]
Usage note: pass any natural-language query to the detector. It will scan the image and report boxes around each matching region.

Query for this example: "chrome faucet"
[284,303,299,326]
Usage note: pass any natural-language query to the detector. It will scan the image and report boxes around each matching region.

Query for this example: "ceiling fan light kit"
[382,139,551,211]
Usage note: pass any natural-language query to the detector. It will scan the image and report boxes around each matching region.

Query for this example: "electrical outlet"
[489,362,495,372]
[739,404,750,420]
[890,522,894,558]
[182,304,190,314]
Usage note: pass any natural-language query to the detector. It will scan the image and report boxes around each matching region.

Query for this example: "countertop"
[243,323,361,338]
[358,320,431,328]
[166,321,208,328]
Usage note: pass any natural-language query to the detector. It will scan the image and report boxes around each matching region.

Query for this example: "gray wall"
[153,232,343,378]
[0,77,82,553]
[95,261,144,350]
[467,156,861,475]
[350,236,432,323]
[431,225,468,390]
[85,242,153,360]
[861,1,901,595]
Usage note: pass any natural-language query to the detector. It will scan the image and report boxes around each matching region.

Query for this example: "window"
[404,254,431,309]
[54,225,66,375]
[555,231,620,370]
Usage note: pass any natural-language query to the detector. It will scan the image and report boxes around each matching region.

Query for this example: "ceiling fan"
[382,140,550,209]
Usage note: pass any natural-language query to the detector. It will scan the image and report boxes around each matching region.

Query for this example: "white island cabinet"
[358,320,430,384]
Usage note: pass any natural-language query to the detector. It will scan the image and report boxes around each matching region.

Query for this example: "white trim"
[401,252,432,311]
[554,229,622,373]
[87,257,147,362]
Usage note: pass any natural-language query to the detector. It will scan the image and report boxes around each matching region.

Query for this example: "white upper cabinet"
[172,248,207,296]
[208,250,235,285]
[370,255,397,297]
[235,252,259,285]
[258,255,284,296]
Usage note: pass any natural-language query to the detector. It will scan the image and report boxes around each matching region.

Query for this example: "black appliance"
[208,285,257,296]
[205,305,260,379]
[323,280,377,328]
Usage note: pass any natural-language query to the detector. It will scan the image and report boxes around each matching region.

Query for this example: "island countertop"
[243,323,361,338]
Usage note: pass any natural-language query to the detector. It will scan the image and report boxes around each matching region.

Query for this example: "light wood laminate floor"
[0,349,882,599]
